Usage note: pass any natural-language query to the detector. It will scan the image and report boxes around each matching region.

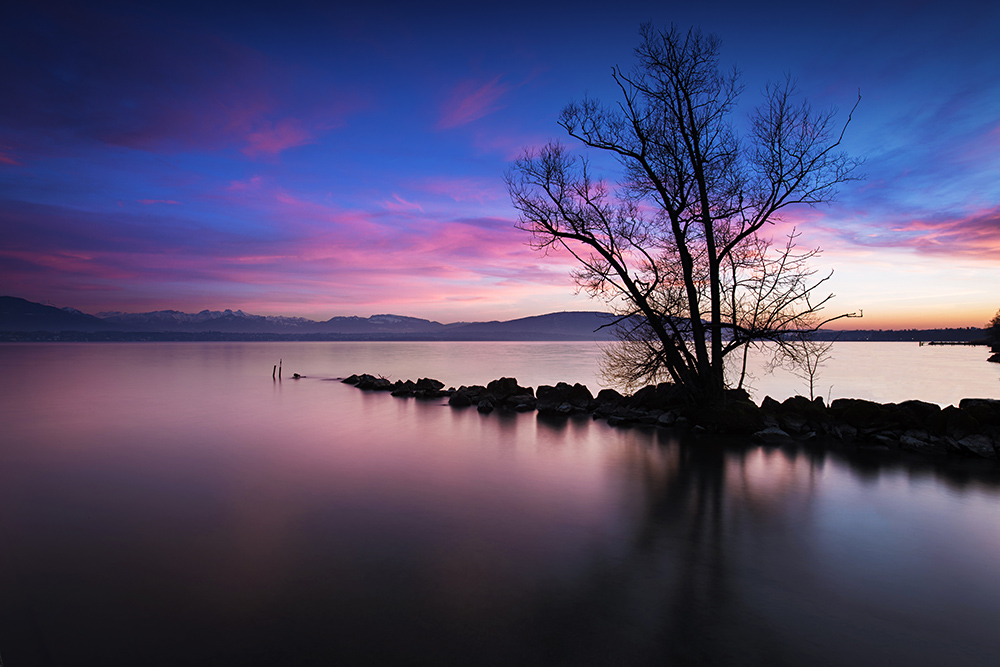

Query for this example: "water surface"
[1,342,998,665]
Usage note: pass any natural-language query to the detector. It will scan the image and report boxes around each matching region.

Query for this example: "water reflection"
[2,344,1000,666]
[524,416,1000,665]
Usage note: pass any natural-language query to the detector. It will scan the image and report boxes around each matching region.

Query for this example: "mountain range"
[0,296,986,342]
[0,296,617,340]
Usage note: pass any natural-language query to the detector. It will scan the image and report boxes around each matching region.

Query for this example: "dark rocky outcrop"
[535,382,593,415]
[342,371,1000,462]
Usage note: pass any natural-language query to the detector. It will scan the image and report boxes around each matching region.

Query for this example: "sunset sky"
[2,0,998,329]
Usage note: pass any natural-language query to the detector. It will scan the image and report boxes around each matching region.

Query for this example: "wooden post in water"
[279,359,282,380]
[272,364,277,379]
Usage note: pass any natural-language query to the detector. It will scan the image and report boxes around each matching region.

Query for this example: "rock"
[899,430,940,454]
[779,413,810,435]
[830,398,892,430]
[448,388,473,407]
[689,400,763,435]
[504,394,536,410]
[870,433,899,448]
[959,398,1000,426]
[536,382,590,413]
[353,374,392,390]
[760,396,782,413]
[725,387,753,403]
[416,377,445,392]
[896,399,941,422]
[753,426,791,443]
[956,434,998,459]
[930,405,980,439]
[628,382,685,411]
[596,388,625,401]
[486,377,532,400]
[826,422,858,440]
[342,374,361,384]
[657,411,679,426]
[391,379,417,396]
[593,389,624,417]
[477,397,495,414]
[567,383,594,407]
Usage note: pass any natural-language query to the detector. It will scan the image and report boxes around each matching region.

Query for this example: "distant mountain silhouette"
[0,296,127,332]
[0,296,613,340]
[444,312,617,340]
[1,296,985,342]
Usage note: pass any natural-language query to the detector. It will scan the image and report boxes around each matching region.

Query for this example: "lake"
[1,341,999,665]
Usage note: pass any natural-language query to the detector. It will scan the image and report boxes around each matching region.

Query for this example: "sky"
[1,0,998,328]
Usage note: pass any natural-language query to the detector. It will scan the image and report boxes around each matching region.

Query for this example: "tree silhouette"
[507,24,862,403]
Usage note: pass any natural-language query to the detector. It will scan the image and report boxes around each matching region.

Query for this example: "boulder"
[354,374,393,391]
[753,426,791,443]
[956,434,998,459]
[391,379,417,396]
[477,397,495,414]
[536,382,592,413]
[958,398,1000,426]
[627,382,685,411]
[448,390,473,407]
[504,394,536,411]
[899,430,946,455]
[689,400,763,435]
[893,400,942,429]
[657,410,680,426]
[416,378,445,392]
[760,396,782,413]
[486,377,532,400]
[929,405,980,439]
[592,390,625,418]
[830,398,894,430]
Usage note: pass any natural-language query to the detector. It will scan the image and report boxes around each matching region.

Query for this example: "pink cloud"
[0,192,585,322]
[814,206,1000,259]
[383,194,424,212]
[227,175,264,191]
[414,177,505,204]
[242,118,314,157]
[437,75,511,129]
[0,148,20,165]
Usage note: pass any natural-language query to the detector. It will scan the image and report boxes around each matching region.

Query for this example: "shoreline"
[342,374,1000,463]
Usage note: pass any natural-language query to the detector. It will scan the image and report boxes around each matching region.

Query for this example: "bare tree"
[770,332,836,401]
[506,24,862,404]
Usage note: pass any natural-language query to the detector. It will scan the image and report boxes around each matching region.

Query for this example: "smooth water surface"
[1,342,999,666]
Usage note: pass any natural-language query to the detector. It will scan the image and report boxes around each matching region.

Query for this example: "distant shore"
[0,329,993,343]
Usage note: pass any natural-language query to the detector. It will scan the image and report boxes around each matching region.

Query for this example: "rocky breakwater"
[341,373,1000,461]
[342,373,451,399]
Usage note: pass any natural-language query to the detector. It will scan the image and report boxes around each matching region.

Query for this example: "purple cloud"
[437,75,511,129]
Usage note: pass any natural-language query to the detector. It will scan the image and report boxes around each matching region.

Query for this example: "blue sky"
[2,0,998,327]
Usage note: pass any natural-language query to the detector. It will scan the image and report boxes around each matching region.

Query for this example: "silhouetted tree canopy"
[507,24,863,403]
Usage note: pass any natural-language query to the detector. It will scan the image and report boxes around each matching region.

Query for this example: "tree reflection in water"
[525,415,1000,666]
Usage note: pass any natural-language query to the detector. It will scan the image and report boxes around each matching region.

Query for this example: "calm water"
[1,342,999,666]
